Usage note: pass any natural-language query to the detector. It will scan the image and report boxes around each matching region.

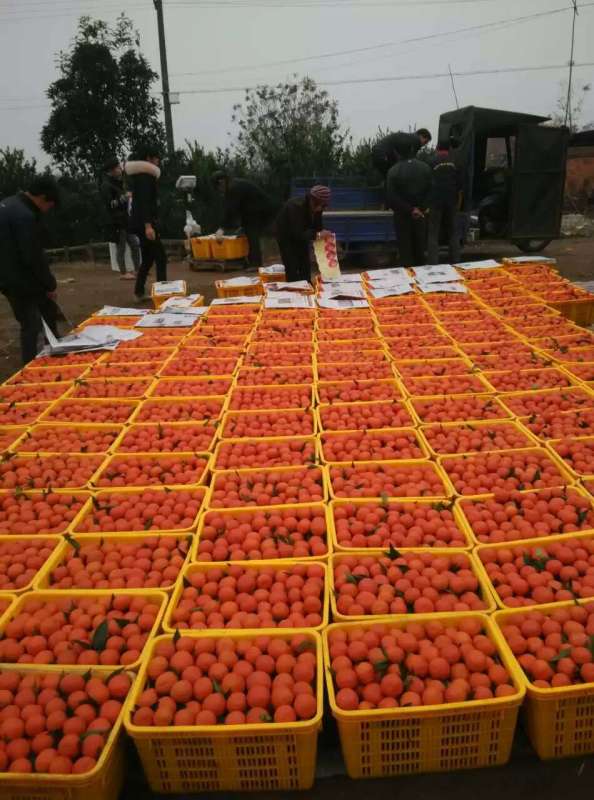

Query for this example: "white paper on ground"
[218,276,261,287]
[454,259,501,270]
[135,313,197,328]
[417,281,468,294]
[412,265,461,283]
[40,321,131,354]
[365,268,411,281]
[368,285,415,298]
[264,293,315,309]
[259,264,285,275]
[81,325,141,341]
[95,306,150,316]
[505,256,557,264]
[321,284,367,300]
[152,280,187,295]
[317,298,369,309]
[320,274,361,284]
[210,296,261,305]
[264,281,312,292]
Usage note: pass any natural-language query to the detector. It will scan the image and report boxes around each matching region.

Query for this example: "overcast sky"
[1,0,593,166]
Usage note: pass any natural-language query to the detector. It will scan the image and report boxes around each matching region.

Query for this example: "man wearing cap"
[0,175,61,363]
[212,171,276,269]
[101,157,140,280]
[274,185,332,282]
[125,144,168,301]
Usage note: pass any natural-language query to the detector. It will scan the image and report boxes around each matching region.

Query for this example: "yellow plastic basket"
[329,497,472,551]
[215,279,263,299]
[494,600,594,758]
[329,549,496,620]
[194,502,332,562]
[124,629,323,792]
[327,458,455,500]
[0,664,130,800]
[323,613,525,778]
[72,486,206,536]
[0,589,168,671]
[190,236,213,260]
[206,463,328,509]
[320,427,431,464]
[90,451,211,490]
[437,446,577,498]
[151,280,187,309]
[33,532,194,593]
[211,236,250,261]
[0,591,16,623]
[162,559,329,633]
[211,436,320,471]
[220,408,316,439]
[0,452,107,492]
[418,419,540,458]
[112,422,219,455]
[475,531,594,610]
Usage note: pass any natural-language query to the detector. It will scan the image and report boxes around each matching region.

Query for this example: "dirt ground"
[1,237,593,380]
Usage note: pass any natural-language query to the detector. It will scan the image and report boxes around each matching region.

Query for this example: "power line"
[171,61,594,96]
[169,5,580,78]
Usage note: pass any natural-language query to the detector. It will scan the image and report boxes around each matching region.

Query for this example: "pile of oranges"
[1,261,594,790]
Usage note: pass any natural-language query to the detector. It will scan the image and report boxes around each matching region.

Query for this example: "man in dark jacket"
[372,128,432,178]
[387,155,432,267]
[427,140,463,265]
[125,144,167,300]
[212,171,276,268]
[101,157,140,280]
[0,176,60,364]
[275,185,332,282]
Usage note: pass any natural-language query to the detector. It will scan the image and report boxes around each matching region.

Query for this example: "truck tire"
[513,239,552,253]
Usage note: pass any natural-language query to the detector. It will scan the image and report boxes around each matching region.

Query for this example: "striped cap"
[310,185,331,203]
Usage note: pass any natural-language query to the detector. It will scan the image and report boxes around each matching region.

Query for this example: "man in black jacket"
[427,140,463,265]
[387,155,432,267]
[212,171,276,268]
[0,176,60,364]
[125,144,167,300]
[371,128,432,178]
[275,185,332,282]
[100,157,140,280]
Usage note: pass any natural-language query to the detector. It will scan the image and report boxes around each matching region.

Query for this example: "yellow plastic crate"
[211,235,250,261]
[437,446,576,498]
[455,483,594,547]
[227,383,314,412]
[194,502,332,562]
[418,419,540,458]
[320,427,431,464]
[215,280,263,300]
[211,435,320,471]
[162,559,329,633]
[72,486,206,536]
[494,600,594,758]
[190,236,213,260]
[548,298,594,327]
[475,531,594,610]
[151,280,187,309]
[0,536,61,594]
[33,532,193,592]
[0,452,107,491]
[323,613,524,778]
[0,664,129,800]
[124,629,323,792]
[329,497,472,551]
[327,458,455,500]
[90,451,211,490]
[220,408,316,440]
[206,463,328,509]
[0,589,168,671]
[0,591,16,623]
[129,396,227,425]
[329,550,496,620]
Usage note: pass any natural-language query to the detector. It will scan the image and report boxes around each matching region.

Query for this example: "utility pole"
[153,0,175,154]
[565,0,579,131]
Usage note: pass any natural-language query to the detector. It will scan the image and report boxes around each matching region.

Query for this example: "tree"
[230,76,349,198]
[42,14,165,177]
[550,80,593,133]
[0,148,38,199]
